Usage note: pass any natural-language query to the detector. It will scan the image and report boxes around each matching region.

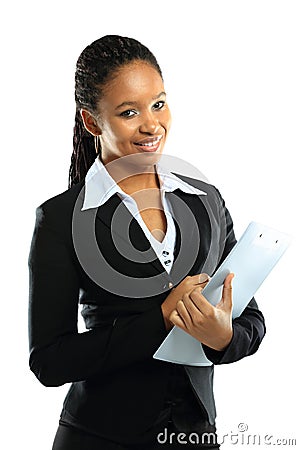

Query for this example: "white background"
[1,1,299,448]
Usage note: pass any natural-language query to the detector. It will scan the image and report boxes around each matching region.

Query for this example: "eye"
[152,101,165,110]
[119,109,137,118]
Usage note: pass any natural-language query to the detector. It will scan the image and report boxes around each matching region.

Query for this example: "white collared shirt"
[82,157,206,273]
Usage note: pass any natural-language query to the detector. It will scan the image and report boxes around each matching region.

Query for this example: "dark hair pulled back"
[68,35,163,188]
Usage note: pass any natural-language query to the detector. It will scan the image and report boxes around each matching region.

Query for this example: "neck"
[100,154,161,195]
[118,171,160,195]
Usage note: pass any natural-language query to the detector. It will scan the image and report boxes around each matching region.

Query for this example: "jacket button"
[168,282,173,288]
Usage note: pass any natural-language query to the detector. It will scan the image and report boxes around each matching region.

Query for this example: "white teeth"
[143,141,157,147]
[135,136,162,147]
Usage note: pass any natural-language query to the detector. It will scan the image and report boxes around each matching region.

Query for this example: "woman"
[28,35,266,449]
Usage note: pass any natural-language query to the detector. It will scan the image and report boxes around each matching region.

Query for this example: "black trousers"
[52,423,220,450]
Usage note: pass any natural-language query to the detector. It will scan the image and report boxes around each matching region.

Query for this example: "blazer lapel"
[95,194,168,277]
[94,189,214,285]
[167,189,223,278]
[165,190,208,283]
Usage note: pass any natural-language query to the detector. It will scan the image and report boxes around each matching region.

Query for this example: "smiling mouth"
[133,136,163,152]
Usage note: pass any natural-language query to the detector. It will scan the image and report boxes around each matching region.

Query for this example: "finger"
[175,299,193,328]
[188,287,214,317]
[169,309,188,330]
[197,273,210,286]
[218,273,234,311]
[181,292,206,325]
[189,273,210,288]
[224,272,234,289]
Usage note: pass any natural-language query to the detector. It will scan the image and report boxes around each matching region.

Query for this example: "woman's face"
[94,60,172,165]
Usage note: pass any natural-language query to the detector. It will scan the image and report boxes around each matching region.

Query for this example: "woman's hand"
[161,273,210,331]
[169,273,234,351]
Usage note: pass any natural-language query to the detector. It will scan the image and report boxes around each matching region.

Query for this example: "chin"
[122,151,163,170]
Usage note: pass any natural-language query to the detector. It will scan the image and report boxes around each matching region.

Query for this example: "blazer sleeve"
[202,189,266,364]
[28,204,168,387]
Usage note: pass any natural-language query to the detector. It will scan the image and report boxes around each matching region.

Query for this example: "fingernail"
[198,273,209,284]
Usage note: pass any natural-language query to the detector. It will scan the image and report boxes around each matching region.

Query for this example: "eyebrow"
[115,91,166,110]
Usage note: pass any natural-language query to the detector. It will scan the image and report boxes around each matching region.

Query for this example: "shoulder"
[172,172,224,204]
[35,180,85,228]
[39,181,85,209]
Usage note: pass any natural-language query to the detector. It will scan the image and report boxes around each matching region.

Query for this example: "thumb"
[217,273,234,311]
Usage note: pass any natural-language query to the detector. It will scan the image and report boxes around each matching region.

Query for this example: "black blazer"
[28,173,266,443]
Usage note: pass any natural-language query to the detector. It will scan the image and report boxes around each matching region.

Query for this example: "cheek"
[112,120,137,141]
[102,122,132,144]
[163,112,172,132]
[161,107,172,130]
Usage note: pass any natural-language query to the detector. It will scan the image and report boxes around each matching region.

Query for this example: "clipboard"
[153,221,291,366]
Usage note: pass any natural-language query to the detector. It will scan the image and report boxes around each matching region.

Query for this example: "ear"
[80,109,102,136]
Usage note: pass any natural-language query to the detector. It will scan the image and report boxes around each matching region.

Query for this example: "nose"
[139,111,160,134]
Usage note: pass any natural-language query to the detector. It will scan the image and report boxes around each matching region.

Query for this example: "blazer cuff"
[202,326,238,365]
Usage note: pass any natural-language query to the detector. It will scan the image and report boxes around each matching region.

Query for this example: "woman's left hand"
[169,273,234,352]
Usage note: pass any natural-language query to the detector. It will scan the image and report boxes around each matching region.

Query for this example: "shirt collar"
[81,156,206,211]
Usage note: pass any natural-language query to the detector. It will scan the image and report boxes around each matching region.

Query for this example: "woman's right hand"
[161,273,210,331]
